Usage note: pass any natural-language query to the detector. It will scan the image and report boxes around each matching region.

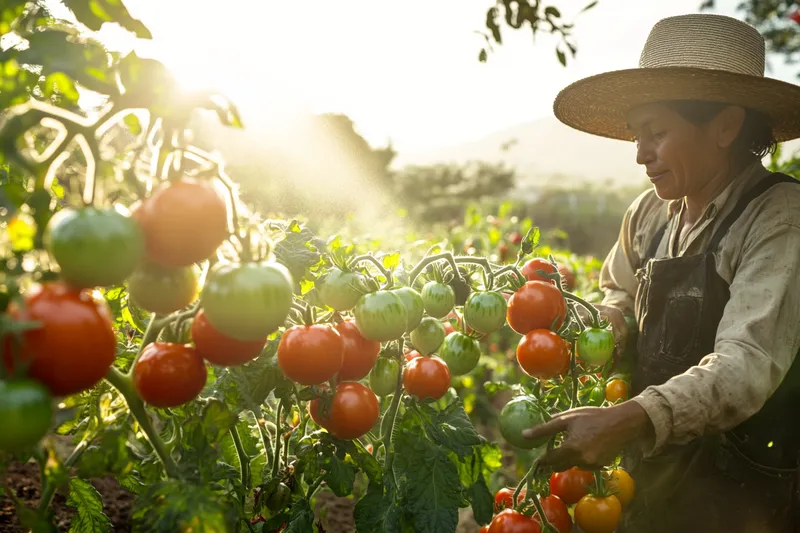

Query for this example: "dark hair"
[665,100,777,159]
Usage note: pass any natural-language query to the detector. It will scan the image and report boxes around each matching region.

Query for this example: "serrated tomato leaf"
[66,478,112,533]
[131,480,237,533]
[283,499,316,533]
[424,400,483,456]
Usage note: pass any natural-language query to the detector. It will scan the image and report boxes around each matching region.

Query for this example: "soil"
[0,461,134,532]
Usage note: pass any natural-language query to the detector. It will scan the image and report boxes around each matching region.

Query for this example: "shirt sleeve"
[632,220,800,456]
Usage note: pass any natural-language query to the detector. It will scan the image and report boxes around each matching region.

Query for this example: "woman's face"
[626,102,726,201]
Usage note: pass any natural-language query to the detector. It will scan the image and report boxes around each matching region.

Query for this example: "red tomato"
[494,487,526,512]
[336,320,381,381]
[480,527,489,533]
[506,281,566,335]
[488,509,541,533]
[191,310,265,366]
[136,179,229,267]
[403,355,451,400]
[4,282,116,396]
[550,467,594,505]
[405,350,421,362]
[522,258,557,282]
[277,325,344,385]
[790,10,800,24]
[516,330,570,379]
[498,242,510,262]
[134,342,208,408]
[509,231,523,246]
[534,495,572,533]
[310,382,379,440]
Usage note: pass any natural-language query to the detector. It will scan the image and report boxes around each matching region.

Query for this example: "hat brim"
[553,66,800,143]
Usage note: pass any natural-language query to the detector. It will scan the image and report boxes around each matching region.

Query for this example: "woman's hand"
[522,401,654,472]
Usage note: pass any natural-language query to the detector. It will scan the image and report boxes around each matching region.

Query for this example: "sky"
[65,0,800,154]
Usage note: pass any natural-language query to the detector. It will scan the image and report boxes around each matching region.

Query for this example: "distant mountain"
[392,117,800,189]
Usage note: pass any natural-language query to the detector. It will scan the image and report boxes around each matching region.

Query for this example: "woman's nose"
[636,140,655,166]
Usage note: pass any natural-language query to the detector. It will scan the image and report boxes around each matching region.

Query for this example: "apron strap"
[705,172,799,254]
[644,222,669,263]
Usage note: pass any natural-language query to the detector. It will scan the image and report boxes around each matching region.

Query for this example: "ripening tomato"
[354,290,407,342]
[127,263,199,315]
[574,494,622,533]
[44,207,144,289]
[0,380,53,452]
[136,178,229,267]
[558,265,576,291]
[534,495,572,533]
[479,527,490,533]
[605,468,635,507]
[310,382,379,440]
[369,358,400,396]
[134,342,208,408]
[4,283,116,396]
[507,281,566,335]
[410,317,446,356]
[421,281,456,319]
[576,328,615,367]
[201,261,294,341]
[605,379,630,403]
[498,396,550,449]
[464,291,507,334]
[403,355,451,400]
[521,258,556,283]
[336,320,380,381]
[277,325,344,386]
[516,330,570,380]
[494,487,526,512]
[509,231,523,246]
[392,286,424,333]
[550,467,594,505]
[405,350,421,362]
[488,509,541,533]
[439,332,481,376]
[318,268,367,312]
[191,310,265,366]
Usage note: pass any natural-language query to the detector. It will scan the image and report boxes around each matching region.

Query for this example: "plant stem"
[231,426,250,492]
[105,366,180,478]
[563,292,601,328]
[271,398,287,477]
[569,340,579,409]
[305,474,326,500]
[492,264,525,287]
[408,252,459,288]
[252,406,273,468]
[454,256,493,290]
[128,314,164,373]
[37,438,90,513]
[382,342,406,472]
[513,463,536,506]
[351,254,394,289]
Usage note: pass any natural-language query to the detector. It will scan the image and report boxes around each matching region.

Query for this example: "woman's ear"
[712,105,747,149]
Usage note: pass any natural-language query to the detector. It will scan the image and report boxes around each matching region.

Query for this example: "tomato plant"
[421,280,456,318]
[574,494,622,533]
[369,357,401,396]
[605,379,630,403]
[605,468,635,507]
[494,487,526,511]
[576,327,615,366]
[127,262,199,315]
[488,509,542,533]
[310,382,380,440]
[44,207,144,288]
[506,281,566,335]
[521,258,556,283]
[318,267,367,311]
[535,495,572,533]
[354,289,408,342]
[393,286,424,332]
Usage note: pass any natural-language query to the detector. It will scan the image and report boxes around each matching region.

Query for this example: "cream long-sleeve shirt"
[599,160,800,456]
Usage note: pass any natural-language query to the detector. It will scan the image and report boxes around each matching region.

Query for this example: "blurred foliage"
[701,0,800,73]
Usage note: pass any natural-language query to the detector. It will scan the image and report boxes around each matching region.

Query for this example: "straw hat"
[553,13,800,142]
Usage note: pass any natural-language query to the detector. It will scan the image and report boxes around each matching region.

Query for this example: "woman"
[523,13,800,532]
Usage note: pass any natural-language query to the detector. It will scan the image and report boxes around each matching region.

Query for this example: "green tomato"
[265,482,292,513]
[588,384,606,407]
[438,331,481,376]
[354,290,407,342]
[576,328,615,366]
[318,268,366,312]
[410,317,446,356]
[421,281,456,319]
[464,291,507,334]
[128,263,199,315]
[0,380,54,452]
[498,396,550,449]
[369,358,400,396]
[44,207,144,288]
[202,261,294,341]
[392,286,424,332]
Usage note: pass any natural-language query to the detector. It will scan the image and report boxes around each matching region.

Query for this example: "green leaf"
[66,478,112,533]
[131,480,237,533]
[381,252,401,270]
[581,0,599,12]
[354,482,403,533]
[392,428,463,533]
[424,400,483,457]
[467,476,493,526]
[545,6,561,18]
[62,0,152,38]
[556,47,567,67]
[284,500,316,533]
[322,451,357,497]
[76,427,133,479]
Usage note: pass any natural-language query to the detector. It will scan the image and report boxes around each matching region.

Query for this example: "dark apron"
[619,173,800,533]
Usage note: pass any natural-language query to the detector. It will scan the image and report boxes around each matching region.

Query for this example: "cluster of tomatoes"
[482,467,634,533]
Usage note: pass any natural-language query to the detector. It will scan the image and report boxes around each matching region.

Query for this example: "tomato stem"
[230,425,251,506]
[351,254,394,289]
[453,256,493,290]
[271,397,288,477]
[381,341,406,472]
[105,366,180,478]
[513,462,535,508]
[252,406,274,469]
[305,473,326,500]
[407,252,460,288]
[562,292,601,329]
[491,264,525,289]
[36,437,90,513]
